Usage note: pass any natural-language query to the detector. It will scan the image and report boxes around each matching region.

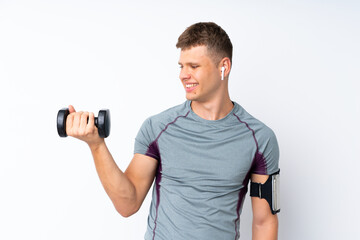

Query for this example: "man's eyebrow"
[178,62,199,65]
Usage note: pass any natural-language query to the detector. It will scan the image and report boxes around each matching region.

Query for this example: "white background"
[0,0,359,239]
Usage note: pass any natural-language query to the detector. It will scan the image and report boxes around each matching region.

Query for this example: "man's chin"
[185,95,197,101]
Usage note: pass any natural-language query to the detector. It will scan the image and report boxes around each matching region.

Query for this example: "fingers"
[66,110,97,138]
[79,112,89,132]
[72,111,84,134]
[66,110,75,134]
[68,105,76,113]
[86,112,97,135]
[87,112,95,128]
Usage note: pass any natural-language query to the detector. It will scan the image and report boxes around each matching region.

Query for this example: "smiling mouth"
[185,83,199,92]
[185,83,199,88]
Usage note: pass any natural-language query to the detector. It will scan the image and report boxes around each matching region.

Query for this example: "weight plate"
[97,109,111,138]
[57,108,69,137]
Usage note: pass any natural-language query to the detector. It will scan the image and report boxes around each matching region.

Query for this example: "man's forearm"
[252,216,278,240]
[89,141,137,217]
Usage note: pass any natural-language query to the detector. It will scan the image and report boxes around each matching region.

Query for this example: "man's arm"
[90,144,157,217]
[66,105,158,217]
[251,174,278,240]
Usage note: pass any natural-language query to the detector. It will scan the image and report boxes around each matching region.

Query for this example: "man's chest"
[156,125,256,189]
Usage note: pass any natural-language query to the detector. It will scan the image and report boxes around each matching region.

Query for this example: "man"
[66,22,280,239]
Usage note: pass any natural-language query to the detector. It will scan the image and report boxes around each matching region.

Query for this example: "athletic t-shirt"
[134,100,279,240]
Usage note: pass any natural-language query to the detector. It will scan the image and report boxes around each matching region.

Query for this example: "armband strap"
[250,170,280,215]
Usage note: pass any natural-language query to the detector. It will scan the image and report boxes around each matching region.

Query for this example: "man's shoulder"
[144,101,189,127]
[234,103,277,141]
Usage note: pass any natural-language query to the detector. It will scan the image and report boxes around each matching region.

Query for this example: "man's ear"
[219,57,231,80]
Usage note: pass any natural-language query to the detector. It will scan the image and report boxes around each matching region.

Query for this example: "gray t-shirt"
[134,100,279,240]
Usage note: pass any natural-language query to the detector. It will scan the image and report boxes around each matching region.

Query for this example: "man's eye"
[191,65,198,69]
[179,66,183,69]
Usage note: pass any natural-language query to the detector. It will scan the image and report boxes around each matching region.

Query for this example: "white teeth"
[186,84,198,88]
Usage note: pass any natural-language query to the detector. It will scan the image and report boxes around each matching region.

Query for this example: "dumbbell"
[57,108,111,138]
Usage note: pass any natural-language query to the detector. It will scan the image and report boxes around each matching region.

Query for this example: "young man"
[66,22,280,239]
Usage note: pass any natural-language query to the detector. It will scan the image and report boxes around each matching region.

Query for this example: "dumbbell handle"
[90,117,99,127]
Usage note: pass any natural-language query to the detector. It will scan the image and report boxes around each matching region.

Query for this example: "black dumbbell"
[57,108,111,138]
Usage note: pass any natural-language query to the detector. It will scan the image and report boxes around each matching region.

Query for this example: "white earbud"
[221,66,225,80]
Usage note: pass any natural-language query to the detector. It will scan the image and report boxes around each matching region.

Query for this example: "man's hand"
[66,105,104,148]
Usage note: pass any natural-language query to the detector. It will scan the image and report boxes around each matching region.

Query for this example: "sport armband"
[250,170,280,215]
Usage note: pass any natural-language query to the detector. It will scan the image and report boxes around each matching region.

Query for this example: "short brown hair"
[176,22,233,66]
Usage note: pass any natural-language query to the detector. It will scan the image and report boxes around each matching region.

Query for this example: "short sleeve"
[252,128,280,175]
[134,117,155,155]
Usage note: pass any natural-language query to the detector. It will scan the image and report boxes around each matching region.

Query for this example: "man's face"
[178,45,222,102]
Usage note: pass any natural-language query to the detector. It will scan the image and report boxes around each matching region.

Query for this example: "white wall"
[0,1,359,239]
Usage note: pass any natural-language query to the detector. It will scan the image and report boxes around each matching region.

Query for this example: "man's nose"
[179,68,191,80]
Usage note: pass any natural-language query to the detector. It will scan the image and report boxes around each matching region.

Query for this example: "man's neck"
[190,97,234,121]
